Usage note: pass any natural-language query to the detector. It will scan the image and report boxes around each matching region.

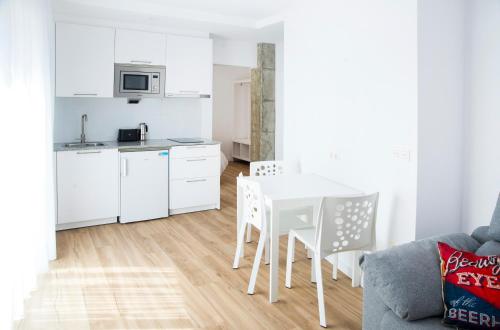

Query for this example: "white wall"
[416,0,465,238]
[213,38,257,68]
[54,98,209,142]
[284,0,419,250]
[462,0,500,233]
[212,65,251,160]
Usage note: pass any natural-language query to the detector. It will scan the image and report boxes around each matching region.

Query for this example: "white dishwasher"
[119,149,169,223]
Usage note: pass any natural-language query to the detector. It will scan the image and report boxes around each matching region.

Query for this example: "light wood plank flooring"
[18,162,362,329]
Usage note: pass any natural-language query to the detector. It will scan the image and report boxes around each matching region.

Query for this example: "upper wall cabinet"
[56,23,115,97]
[165,35,213,96]
[115,29,166,66]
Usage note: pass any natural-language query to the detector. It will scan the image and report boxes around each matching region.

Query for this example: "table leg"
[307,199,322,259]
[312,198,322,225]
[269,200,279,303]
[236,180,244,258]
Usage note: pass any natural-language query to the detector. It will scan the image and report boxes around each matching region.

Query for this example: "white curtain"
[0,0,56,328]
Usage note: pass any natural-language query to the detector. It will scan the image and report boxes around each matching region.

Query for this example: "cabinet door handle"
[131,60,152,64]
[186,179,207,183]
[73,93,98,96]
[76,151,101,154]
[121,159,128,177]
[186,158,206,162]
[179,90,200,94]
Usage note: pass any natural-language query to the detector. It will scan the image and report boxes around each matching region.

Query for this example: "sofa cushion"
[363,269,392,330]
[360,233,480,321]
[476,240,500,256]
[488,193,500,241]
[472,226,492,244]
[380,311,445,330]
[437,242,500,329]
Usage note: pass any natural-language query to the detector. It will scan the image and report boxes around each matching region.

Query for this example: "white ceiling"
[53,0,288,41]
[143,0,289,21]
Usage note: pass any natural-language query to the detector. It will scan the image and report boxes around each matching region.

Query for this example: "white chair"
[232,179,269,294]
[245,160,312,242]
[285,193,379,328]
[246,161,294,243]
[233,173,314,294]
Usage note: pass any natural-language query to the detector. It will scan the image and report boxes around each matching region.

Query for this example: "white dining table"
[236,173,363,303]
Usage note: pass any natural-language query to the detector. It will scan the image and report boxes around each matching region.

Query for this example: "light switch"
[329,151,341,160]
[393,147,412,162]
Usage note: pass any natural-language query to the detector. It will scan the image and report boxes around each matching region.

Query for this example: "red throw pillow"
[437,242,500,329]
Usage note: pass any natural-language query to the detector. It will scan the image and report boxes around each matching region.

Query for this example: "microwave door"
[120,72,151,93]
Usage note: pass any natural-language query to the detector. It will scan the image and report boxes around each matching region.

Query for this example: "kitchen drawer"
[170,156,219,180]
[169,144,219,159]
[170,177,219,210]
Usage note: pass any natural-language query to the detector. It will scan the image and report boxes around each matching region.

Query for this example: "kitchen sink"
[64,142,106,148]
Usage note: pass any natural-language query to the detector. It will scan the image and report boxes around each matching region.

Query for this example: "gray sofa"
[360,194,500,329]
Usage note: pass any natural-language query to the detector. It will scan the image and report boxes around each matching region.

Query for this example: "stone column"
[251,43,275,161]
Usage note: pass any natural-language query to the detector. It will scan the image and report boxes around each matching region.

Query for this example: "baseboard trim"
[56,217,117,231]
[170,204,219,215]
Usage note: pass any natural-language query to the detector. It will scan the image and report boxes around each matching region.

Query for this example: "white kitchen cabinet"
[56,22,115,97]
[115,29,166,66]
[56,149,119,229]
[165,35,213,96]
[169,144,220,214]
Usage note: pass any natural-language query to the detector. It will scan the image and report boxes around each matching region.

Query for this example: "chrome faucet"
[80,114,88,143]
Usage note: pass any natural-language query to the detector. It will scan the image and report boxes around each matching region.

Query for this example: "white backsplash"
[54,97,206,143]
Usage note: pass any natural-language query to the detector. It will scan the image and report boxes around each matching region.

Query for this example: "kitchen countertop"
[54,138,220,152]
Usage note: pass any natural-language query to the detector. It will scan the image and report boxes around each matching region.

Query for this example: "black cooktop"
[168,138,204,143]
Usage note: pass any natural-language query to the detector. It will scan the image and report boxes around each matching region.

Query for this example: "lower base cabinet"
[56,149,119,229]
[169,145,220,214]
[55,144,221,229]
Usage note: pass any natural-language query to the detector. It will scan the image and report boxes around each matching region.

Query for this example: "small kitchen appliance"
[118,129,140,142]
[139,123,148,141]
[114,64,165,98]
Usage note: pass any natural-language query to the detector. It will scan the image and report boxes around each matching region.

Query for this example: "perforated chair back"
[315,193,379,256]
[250,161,286,176]
[240,179,267,230]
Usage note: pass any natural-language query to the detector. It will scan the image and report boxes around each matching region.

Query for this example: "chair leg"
[246,223,252,242]
[331,254,338,281]
[247,230,266,294]
[314,253,327,328]
[233,222,248,269]
[352,251,362,287]
[285,232,295,288]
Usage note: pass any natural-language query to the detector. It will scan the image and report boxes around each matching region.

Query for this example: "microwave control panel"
[151,74,160,93]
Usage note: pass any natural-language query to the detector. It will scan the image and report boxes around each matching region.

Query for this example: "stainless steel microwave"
[114,64,165,98]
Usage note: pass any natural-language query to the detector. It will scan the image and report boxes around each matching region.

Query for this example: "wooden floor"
[18,162,362,329]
